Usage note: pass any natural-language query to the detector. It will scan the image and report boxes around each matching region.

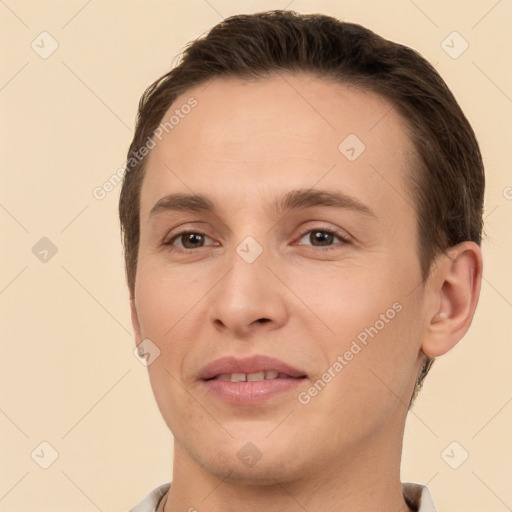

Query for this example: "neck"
[161,413,412,512]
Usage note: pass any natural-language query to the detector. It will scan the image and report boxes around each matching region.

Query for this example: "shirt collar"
[402,481,437,511]
[130,481,436,512]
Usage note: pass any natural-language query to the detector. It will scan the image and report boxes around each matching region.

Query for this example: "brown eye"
[297,229,347,247]
[309,230,335,246]
[165,231,213,250]
[180,233,205,248]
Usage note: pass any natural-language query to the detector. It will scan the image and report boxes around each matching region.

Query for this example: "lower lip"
[201,378,305,405]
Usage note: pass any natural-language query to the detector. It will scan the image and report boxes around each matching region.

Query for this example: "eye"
[295,228,350,248]
[163,227,349,252]
[164,231,216,250]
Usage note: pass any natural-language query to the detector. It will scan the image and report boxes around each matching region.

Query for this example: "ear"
[130,296,143,347]
[422,241,483,357]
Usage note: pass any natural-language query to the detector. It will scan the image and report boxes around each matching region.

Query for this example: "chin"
[201,454,305,486]
[182,435,310,486]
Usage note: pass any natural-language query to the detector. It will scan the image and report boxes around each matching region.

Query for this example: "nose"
[209,248,289,339]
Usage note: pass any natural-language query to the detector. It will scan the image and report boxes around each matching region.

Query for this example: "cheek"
[296,305,422,444]
[135,263,202,429]
[135,259,204,338]
[289,260,423,399]
[285,260,401,340]
[134,263,204,411]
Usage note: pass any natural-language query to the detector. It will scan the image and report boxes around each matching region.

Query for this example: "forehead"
[139,73,416,221]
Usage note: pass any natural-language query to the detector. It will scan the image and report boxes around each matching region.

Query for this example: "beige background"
[1,0,511,510]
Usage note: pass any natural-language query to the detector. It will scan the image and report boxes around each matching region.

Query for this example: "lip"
[198,354,307,381]
[198,354,308,406]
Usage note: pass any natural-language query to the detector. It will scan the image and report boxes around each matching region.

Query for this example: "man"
[121,10,484,512]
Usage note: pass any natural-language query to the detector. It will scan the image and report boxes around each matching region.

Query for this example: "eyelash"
[162,226,351,253]
[295,227,352,248]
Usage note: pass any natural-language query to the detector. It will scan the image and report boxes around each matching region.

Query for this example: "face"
[131,73,430,483]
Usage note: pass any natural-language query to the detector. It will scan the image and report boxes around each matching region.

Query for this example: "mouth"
[206,371,305,382]
[199,355,308,405]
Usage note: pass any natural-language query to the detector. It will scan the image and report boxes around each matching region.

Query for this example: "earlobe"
[422,242,483,358]
[130,296,143,346]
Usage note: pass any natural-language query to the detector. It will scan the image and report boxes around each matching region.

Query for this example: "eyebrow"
[149,189,376,219]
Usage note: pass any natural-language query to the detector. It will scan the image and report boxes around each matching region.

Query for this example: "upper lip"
[198,355,307,380]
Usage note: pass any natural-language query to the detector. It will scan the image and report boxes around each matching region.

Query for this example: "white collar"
[130,481,436,511]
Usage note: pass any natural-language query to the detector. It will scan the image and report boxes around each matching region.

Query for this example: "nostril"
[257,318,271,323]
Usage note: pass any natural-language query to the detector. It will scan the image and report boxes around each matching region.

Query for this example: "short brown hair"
[119,10,484,403]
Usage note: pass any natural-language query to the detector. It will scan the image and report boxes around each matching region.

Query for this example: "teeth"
[217,370,282,382]
[247,371,265,381]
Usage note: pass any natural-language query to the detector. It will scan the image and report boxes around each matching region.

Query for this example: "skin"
[129,73,482,512]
